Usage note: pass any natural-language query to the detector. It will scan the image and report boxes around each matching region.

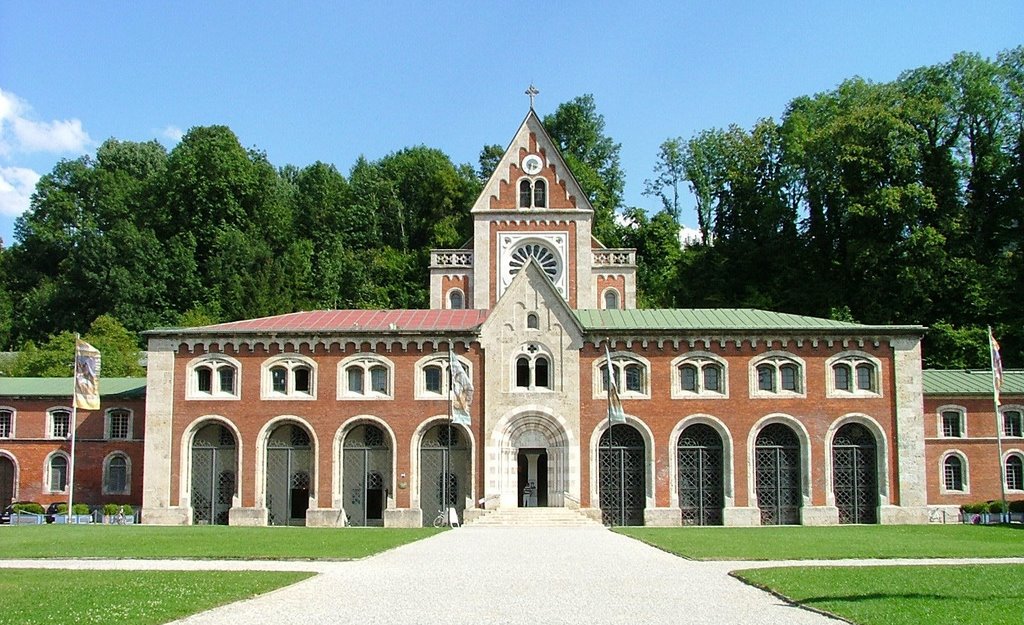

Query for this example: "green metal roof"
[574,308,924,333]
[923,370,1024,396]
[0,377,147,399]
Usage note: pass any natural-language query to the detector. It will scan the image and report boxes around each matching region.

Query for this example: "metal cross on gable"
[525,84,539,109]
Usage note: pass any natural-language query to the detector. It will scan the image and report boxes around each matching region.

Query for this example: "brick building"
[2,109,1017,526]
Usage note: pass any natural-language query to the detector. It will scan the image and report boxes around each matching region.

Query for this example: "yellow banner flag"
[74,339,101,410]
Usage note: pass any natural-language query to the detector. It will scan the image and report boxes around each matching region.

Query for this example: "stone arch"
[178,415,243,512]
[746,414,812,510]
[490,406,576,509]
[255,415,319,525]
[823,414,890,507]
[334,415,396,526]
[588,414,656,515]
[669,414,736,510]
[0,450,19,507]
[411,416,475,525]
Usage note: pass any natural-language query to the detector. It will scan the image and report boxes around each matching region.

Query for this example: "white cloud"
[0,87,92,156]
[162,125,184,142]
[0,166,41,217]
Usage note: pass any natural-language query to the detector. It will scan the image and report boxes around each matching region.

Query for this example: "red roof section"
[195,309,490,333]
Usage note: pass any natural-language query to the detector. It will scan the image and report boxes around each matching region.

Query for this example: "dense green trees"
[1,50,1020,373]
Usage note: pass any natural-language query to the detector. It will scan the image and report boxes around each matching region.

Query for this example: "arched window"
[416,355,473,399]
[674,354,726,398]
[104,454,129,494]
[1006,455,1024,491]
[189,356,239,399]
[339,356,393,399]
[263,356,316,399]
[1003,409,1023,438]
[604,289,620,310]
[0,408,13,438]
[448,289,465,310]
[513,345,552,391]
[533,179,547,208]
[939,407,966,438]
[519,179,532,207]
[598,353,650,398]
[48,409,71,439]
[943,454,965,492]
[751,354,804,397]
[48,454,69,492]
[827,353,881,397]
[526,312,539,329]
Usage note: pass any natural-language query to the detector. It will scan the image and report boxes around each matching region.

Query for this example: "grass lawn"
[616,524,1024,560]
[0,569,313,625]
[733,564,1024,625]
[0,525,442,560]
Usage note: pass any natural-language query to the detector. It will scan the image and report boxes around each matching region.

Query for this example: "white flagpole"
[68,336,79,523]
[989,327,1007,520]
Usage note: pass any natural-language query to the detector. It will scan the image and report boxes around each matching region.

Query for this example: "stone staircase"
[464,506,604,527]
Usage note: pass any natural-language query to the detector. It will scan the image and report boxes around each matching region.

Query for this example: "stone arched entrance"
[190,422,237,525]
[0,455,14,510]
[496,413,571,509]
[265,423,313,526]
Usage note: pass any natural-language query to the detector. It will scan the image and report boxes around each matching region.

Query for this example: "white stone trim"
[177,416,244,511]
[101,451,132,496]
[0,406,15,438]
[591,351,652,400]
[46,406,73,439]
[336,354,394,400]
[409,416,477,513]
[332,416,398,511]
[43,450,70,493]
[185,354,241,401]
[938,449,970,494]
[261,354,317,400]
[0,450,20,500]
[935,404,968,439]
[746,414,813,509]
[587,415,656,514]
[668,414,736,509]
[1002,448,1024,493]
[670,352,729,400]
[748,351,807,399]
[822,414,891,507]
[824,351,884,398]
[253,416,320,509]
[104,407,134,440]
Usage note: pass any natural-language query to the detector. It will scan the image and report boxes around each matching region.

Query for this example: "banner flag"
[74,339,101,410]
[604,343,626,424]
[450,350,474,426]
[990,327,1004,407]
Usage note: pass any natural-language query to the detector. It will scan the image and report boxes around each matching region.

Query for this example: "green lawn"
[615,524,1024,560]
[734,564,1024,625]
[0,569,313,625]
[0,525,442,560]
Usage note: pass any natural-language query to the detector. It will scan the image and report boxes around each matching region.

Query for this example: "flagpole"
[604,338,614,525]
[445,342,453,522]
[68,335,79,524]
[989,327,1008,521]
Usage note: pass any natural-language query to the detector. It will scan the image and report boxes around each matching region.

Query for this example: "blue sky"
[1,1,1021,246]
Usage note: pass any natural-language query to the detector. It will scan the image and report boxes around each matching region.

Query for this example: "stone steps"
[465,507,603,527]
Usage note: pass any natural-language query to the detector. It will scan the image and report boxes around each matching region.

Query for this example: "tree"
[643,137,686,223]
[9,315,144,377]
[478,144,504,181]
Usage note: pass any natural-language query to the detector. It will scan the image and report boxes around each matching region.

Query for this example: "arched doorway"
[598,424,646,526]
[266,423,312,526]
[677,423,724,526]
[755,423,802,525]
[832,422,878,524]
[419,423,470,526]
[190,423,237,525]
[342,423,392,526]
[0,456,14,510]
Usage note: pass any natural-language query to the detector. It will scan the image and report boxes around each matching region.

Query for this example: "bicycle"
[432,507,459,528]
[115,506,127,525]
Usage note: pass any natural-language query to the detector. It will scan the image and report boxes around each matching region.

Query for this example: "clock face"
[522,154,543,175]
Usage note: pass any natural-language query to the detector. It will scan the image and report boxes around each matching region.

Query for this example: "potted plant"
[53,503,92,524]
[12,502,44,525]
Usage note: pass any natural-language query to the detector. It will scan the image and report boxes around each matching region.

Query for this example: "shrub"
[55,503,91,515]
[103,503,133,516]
[988,500,1008,513]
[961,502,987,514]
[1009,500,1024,513]
[13,503,44,515]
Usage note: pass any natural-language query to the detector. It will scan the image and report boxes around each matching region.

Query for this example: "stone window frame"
[47,406,72,439]
[414,354,473,400]
[1004,450,1024,493]
[447,288,465,310]
[748,352,807,399]
[261,354,318,400]
[517,176,548,209]
[337,354,394,400]
[102,451,131,496]
[526,312,540,330]
[186,355,242,401]
[936,404,967,438]
[0,406,14,438]
[602,288,620,310]
[45,451,70,493]
[592,352,652,400]
[825,351,883,398]
[939,450,969,494]
[105,407,133,440]
[671,352,729,400]
[1001,405,1023,438]
[513,343,555,392]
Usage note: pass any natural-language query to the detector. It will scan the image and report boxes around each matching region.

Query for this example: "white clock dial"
[522,154,543,175]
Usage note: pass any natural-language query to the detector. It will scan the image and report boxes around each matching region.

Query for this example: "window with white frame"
[518,178,547,208]
[48,409,71,439]
[514,344,552,391]
[0,409,12,438]
[827,353,881,397]
[103,453,130,495]
[1006,454,1024,491]
[416,355,472,399]
[448,289,465,310]
[188,356,240,399]
[106,408,131,440]
[603,289,620,310]
[938,407,966,438]
[47,454,69,492]
[263,356,316,399]
[672,353,727,398]
[942,453,967,492]
[1003,409,1023,438]
[595,353,649,398]
[339,356,393,399]
[750,353,805,397]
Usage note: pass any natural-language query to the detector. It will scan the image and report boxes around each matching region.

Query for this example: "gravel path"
[4,527,1023,625]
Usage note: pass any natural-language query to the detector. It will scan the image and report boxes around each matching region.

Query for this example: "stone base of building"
[578,507,603,523]
[384,508,423,528]
[801,505,839,525]
[306,508,348,527]
[463,508,488,524]
[879,505,929,524]
[644,507,682,526]
[229,507,268,526]
[723,506,760,526]
[141,506,190,525]
[925,505,961,524]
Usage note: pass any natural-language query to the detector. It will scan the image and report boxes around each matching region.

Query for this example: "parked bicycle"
[432,507,459,528]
